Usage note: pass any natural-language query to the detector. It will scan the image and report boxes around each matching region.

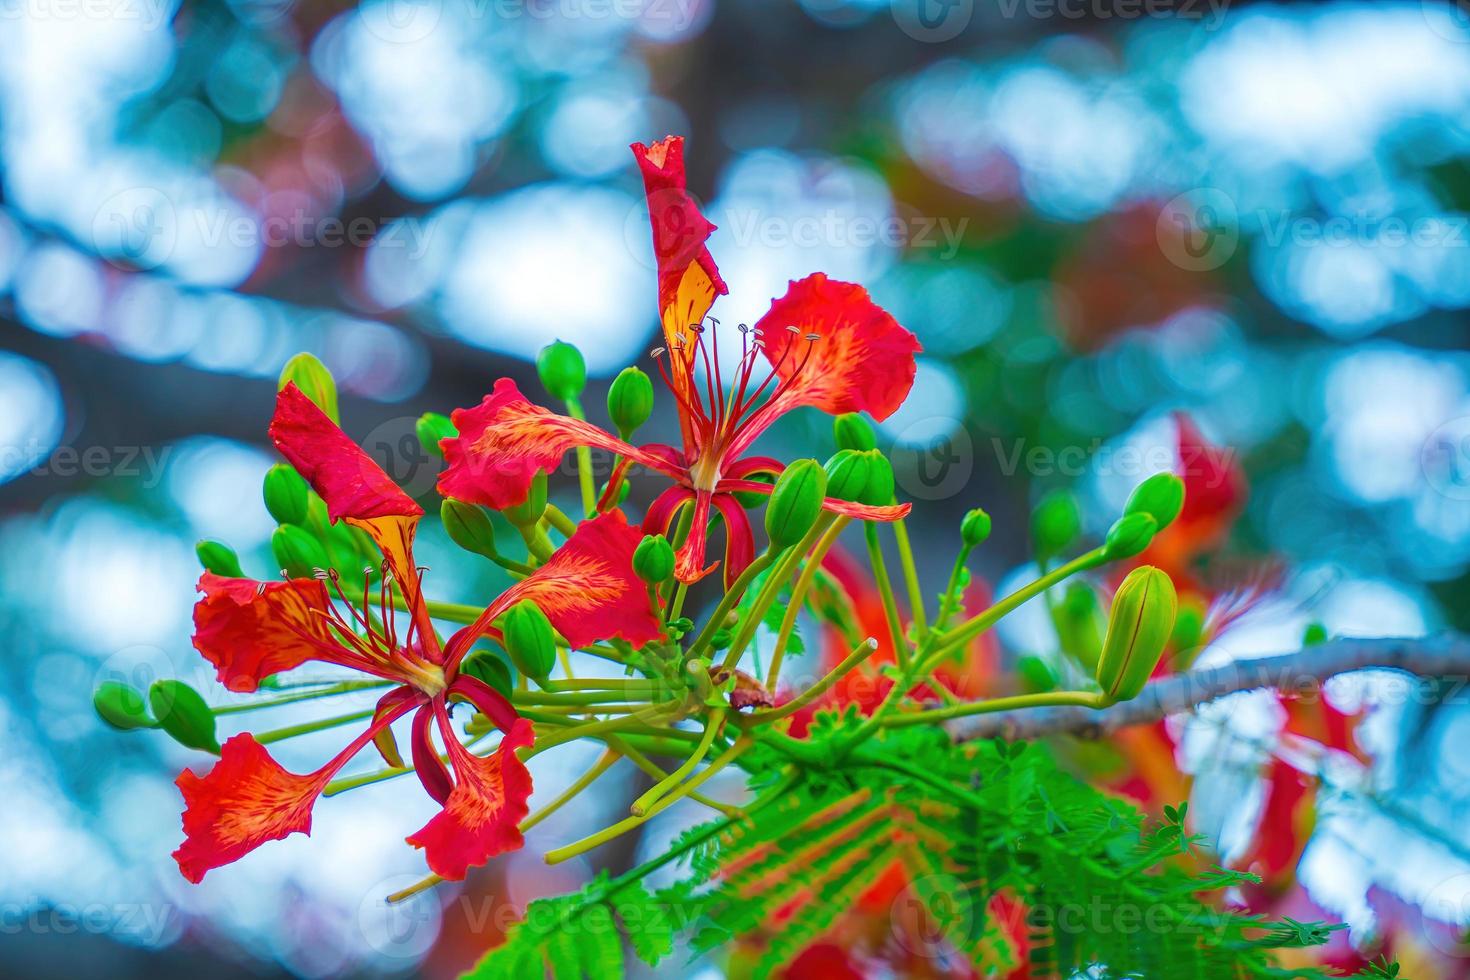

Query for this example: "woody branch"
[948,632,1470,742]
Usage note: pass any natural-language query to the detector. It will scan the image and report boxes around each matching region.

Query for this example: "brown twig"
[949,633,1470,742]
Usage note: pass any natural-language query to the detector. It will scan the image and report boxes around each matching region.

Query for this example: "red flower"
[437,136,921,586]
[174,384,661,883]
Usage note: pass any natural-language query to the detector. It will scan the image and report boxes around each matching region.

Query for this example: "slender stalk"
[563,396,598,518]
[253,708,376,745]
[863,522,909,669]
[602,733,742,817]
[520,524,555,563]
[522,748,621,832]
[211,680,391,715]
[525,705,677,758]
[767,516,849,690]
[891,517,928,640]
[881,690,1108,729]
[544,736,753,865]
[544,503,579,539]
[747,638,879,725]
[629,710,726,816]
[933,542,975,634]
[720,517,832,669]
[685,548,778,660]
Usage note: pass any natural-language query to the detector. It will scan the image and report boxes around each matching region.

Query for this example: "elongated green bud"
[859,450,895,507]
[960,508,992,548]
[263,464,309,526]
[1096,566,1177,703]
[196,539,244,577]
[501,601,556,680]
[460,649,514,699]
[1124,472,1185,531]
[633,534,675,584]
[1032,490,1080,561]
[278,352,338,423]
[503,472,548,527]
[1103,513,1158,560]
[416,413,456,458]
[537,340,586,401]
[824,450,873,503]
[271,524,328,578]
[442,500,498,559]
[765,459,827,549]
[833,413,877,452]
[149,680,220,753]
[1051,581,1104,671]
[607,366,654,439]
[94,681,155,731]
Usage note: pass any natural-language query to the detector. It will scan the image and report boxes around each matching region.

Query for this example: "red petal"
[1175,411,1247,530]
[192,573,346,693]
[444,510,663,665]
[270,383,422,522]
[405,708,534,880]
[717,478,911,523]
[439,379,680,511]
[411,703,452,806]
[173,734,327,883]
[643,485,694,537]
[713,493,755,589]
[673,490,719,584]
[741,274,921,454]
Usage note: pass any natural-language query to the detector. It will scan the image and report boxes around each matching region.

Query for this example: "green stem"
[721,516,833,669]
[933,543,975,634]
[748,638,880,725]
[212,680,391,715]
[564,396,598,518]
[520,524,555,562]
[522,748,620,832]
[892,516,928,640]
[629,710,726,816]
[603,733,742,817]
[254,708,375,745]
[544,503,579,539]
[767,516,850,690]
[685,549,778,661]
[880,689,1108,729]
[863,522,909,670]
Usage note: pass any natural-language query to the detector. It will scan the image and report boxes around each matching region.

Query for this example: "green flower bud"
[416,412,456,458]
[536,340,587,401]
[1124,473,1185,531]
[1103,513,1158,560]
[858,450,895,506]
[149,680,220,753]
[1303,622,1328,647]
[503,472,548,527]
[94,681,155,731]
[633,534,675,584]
[442,499,498,559]
[823,450,873,503]
[278,352,338,423]
[1171,594,1207,654]
[607,366,654,439]
[1096,566,1177,703]
[1016,655,1059,694]
[500,601,556,681]
[765,459,827,549]
[271,524,329,578]
[1032,490,1081,560]
[833,413,877,452]
[960,508,992,548]
[262,464,309,526]
[195,539,244,578]
[1052,581,1105,671]
[731,471,775,508]
[459,649,514,700]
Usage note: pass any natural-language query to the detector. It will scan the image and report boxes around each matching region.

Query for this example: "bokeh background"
[3,0,1470,975]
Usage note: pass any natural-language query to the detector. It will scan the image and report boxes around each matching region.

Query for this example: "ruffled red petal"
[173,733,328,883]
[742,274,921,455]
[716,478,912,523]
[191,572,346,693]
[439,379,679,511]
[713,493,756,589]
[405,708,534,881]
[444,510,663,665]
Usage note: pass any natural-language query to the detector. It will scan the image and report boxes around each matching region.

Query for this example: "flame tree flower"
[174,383,661,883]
[437,136,921,585]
